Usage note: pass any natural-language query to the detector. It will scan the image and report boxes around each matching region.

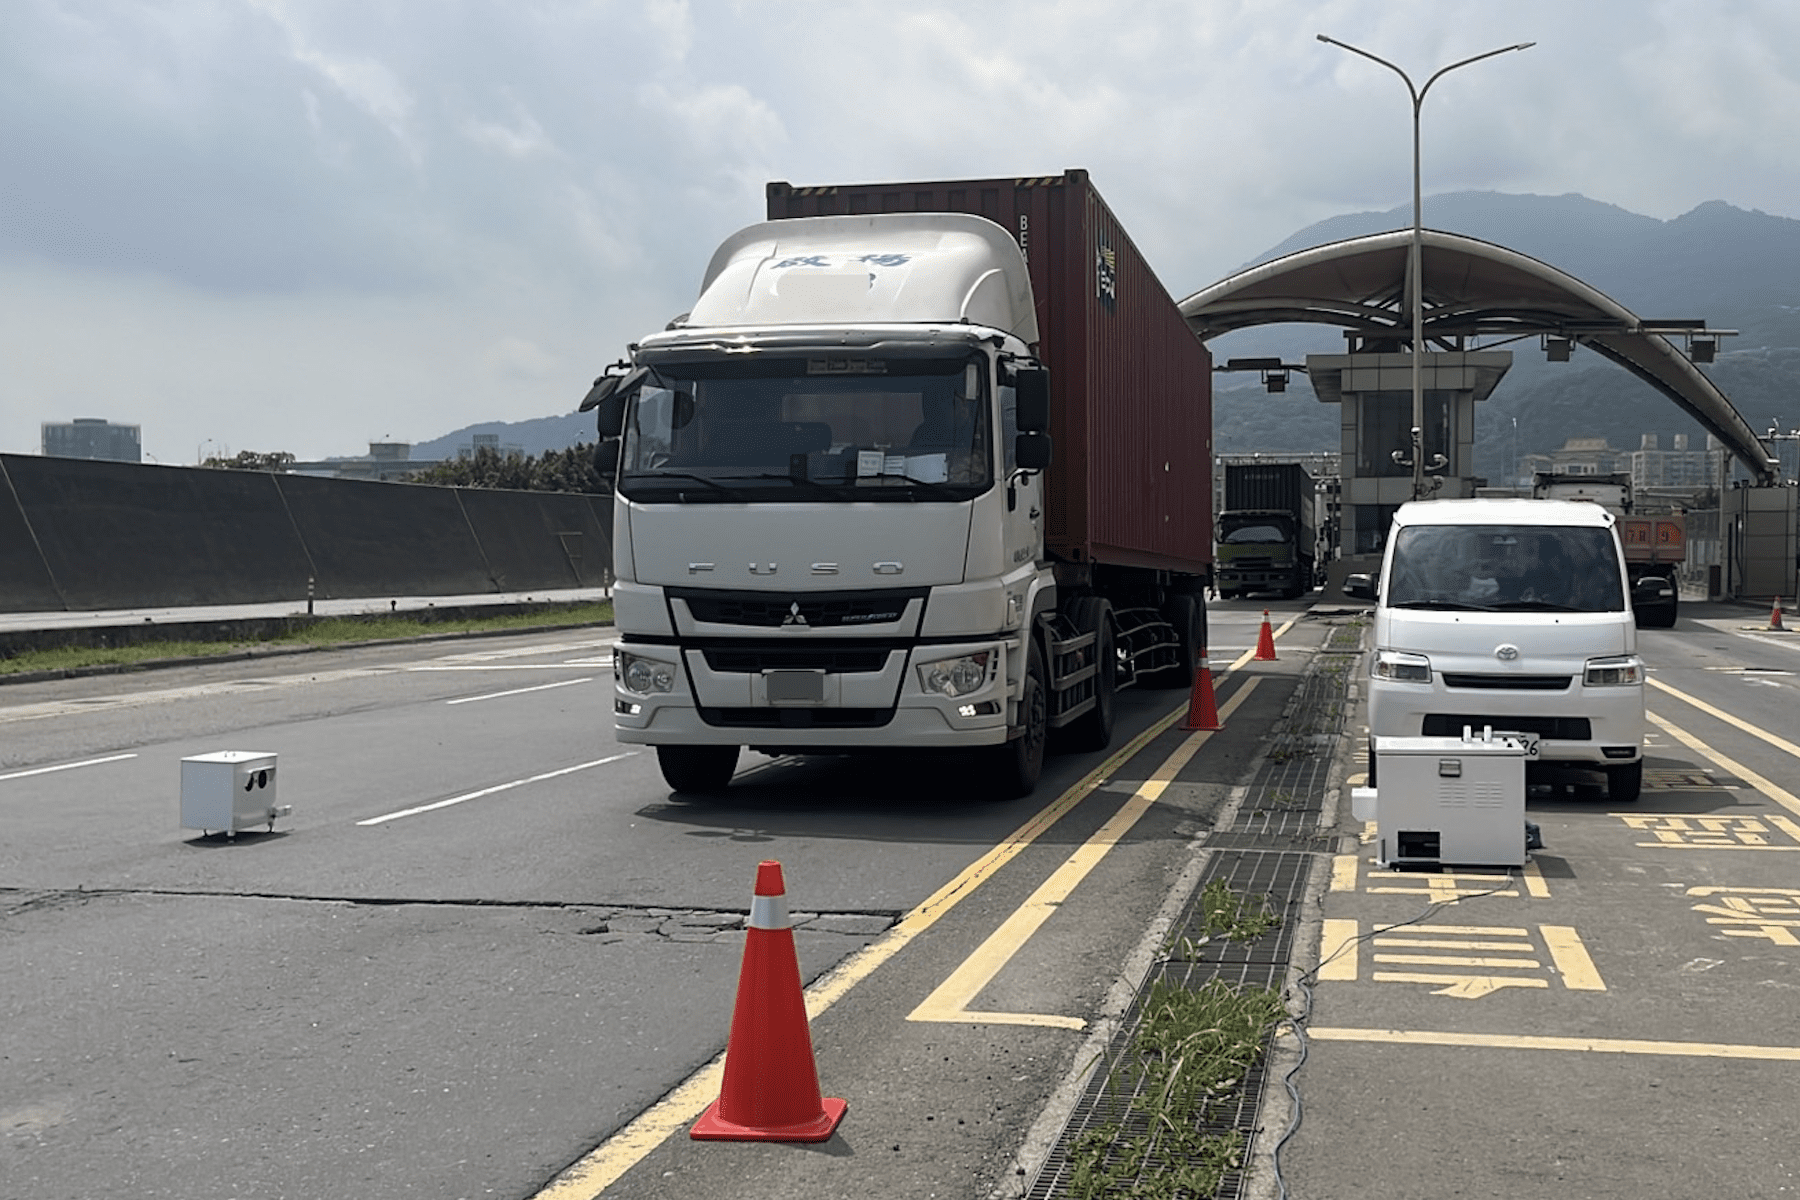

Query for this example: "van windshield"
[1387,524,1625,612]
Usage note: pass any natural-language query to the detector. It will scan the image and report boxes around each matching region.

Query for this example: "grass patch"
[266,603,612,646]
[1068,978,1287,1199]
[0,641,244,675]
[0,602,613,677]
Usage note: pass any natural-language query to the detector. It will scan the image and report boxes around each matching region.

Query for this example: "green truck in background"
[1215,461,1318,601]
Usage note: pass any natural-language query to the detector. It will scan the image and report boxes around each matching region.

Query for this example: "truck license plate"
[765,670,825,704]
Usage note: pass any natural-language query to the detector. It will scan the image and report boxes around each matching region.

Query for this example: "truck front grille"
[673,586,928,629]
[701,645,896,674]
[1423,714,1592,740]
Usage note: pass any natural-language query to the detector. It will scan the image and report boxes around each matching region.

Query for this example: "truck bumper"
[613,638,1015,750]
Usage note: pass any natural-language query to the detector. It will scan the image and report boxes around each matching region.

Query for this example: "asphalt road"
[9,599,1792,1200]
[1,603,1322,1200]
[1271,603,1800,1200]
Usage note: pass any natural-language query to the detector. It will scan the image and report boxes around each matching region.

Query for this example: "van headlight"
[616,650,676,695]
[1584,655,1643,687]
[918,651,992,698]
[1373,649,1432,683]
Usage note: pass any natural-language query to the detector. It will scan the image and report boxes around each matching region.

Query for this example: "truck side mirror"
[594,437,621,486]
[1014,368,1050,433]
[1015,431,1052,472]
[580,365,648,438]
[1343,572,1376,601]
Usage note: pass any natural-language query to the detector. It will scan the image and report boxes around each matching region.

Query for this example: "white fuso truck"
[585,189,1214,798]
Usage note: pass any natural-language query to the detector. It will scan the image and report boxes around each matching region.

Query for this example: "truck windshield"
[1387,524,1625,612]
[617,356,992,503]
[1221,521,1289,545]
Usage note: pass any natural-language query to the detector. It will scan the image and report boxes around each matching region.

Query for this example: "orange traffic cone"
[691,860,847,1142]
[1183,655,1221,731]
[1254,610,1278,661]
[1772,600,1786,631]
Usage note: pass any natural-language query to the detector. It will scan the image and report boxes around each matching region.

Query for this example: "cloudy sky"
[4,0,1797,464]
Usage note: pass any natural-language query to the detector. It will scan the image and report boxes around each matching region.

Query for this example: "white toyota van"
[1345,498,1646,801]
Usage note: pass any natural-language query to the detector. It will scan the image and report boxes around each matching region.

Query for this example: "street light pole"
[1317,34,1534,500]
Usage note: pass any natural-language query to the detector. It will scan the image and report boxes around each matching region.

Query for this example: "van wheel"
[1606,760,1642,803]
[657,745,739,793]
[1063,598,1116,751]
[989,639,1047,798]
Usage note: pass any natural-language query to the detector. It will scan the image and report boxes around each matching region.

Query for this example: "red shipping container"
[766,170,1212,577]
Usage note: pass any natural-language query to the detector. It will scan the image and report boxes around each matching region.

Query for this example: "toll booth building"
[1305,348,1512,559]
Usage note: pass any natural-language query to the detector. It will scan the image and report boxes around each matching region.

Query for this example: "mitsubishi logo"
[781,601,808,627]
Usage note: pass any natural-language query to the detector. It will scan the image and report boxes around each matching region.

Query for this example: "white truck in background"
[1531,472,1684,627]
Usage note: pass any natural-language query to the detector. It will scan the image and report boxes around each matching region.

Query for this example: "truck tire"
[989,640,1047,798]
[1606,760,1642,803]
[1063,597,1116,752]
[656,744,739,794]
[1145,592,1203,689]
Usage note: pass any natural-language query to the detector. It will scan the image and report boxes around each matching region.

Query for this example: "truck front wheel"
[657,744,740,794]
[988,640,1047,798]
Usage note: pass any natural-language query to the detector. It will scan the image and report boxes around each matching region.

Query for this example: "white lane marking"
[0,753,139,783]
[0,638,619,726]
[446,678,594,705]
[356,752,637,826]
[406,664,601,672]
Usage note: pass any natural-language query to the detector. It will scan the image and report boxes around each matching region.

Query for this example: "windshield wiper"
[1390,599,1501,611]
[1490,599,1587,612]
[623,471,742,500]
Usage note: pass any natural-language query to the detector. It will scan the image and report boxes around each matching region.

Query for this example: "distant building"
[290,441,438,481]
[1520,436,1631,478]
[458,432,523,459]
[42,418,141,462]
[1629,432,1724,492]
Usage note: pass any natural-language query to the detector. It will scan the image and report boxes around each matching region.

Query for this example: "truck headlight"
[616,650,676,694]
[918,651,992,698]
[1373,649,1432,683]
[1583,655,1643,687]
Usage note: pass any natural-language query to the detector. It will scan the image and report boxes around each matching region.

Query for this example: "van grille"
[1441,673,1571,690]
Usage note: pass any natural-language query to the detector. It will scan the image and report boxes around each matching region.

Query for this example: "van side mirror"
[1015,431,1052,472]
[1014,368,1050,432]
[1343,572,1376,601]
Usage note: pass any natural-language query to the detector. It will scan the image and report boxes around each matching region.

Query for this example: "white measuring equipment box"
[180,751,290,836]
[1364,728,1535,868]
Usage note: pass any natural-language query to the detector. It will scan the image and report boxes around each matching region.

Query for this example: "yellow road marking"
[1539,925,1606,990]
[1649,677,1800,759]
[1521,857,1551,899]
[1308,1026,1800,1061]
[1373,974,1548,998]
[535,656,1277,1197]
[1647,711,1800,820]
[1374,954,1541,969]
[907,680,1261,1028]
[1317,918,1359,980]
[1329,854,1359,891]
[1374,938,1535,952]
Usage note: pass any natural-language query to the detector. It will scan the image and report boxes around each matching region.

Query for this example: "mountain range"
[400,192,1800,479]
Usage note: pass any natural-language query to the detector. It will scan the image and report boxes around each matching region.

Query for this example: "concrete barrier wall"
[0,454,613,613]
